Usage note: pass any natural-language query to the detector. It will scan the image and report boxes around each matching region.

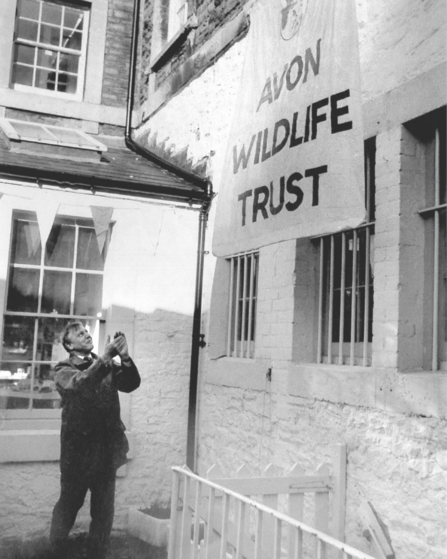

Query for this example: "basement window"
[227,252,259,359]
[315,139,375,366]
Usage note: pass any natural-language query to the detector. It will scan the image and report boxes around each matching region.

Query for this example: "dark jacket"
[54,353,141,479]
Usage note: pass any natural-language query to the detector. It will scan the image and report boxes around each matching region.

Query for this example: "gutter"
[126,0,213,472]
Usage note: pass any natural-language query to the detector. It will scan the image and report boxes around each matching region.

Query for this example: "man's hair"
[62,320,84,352]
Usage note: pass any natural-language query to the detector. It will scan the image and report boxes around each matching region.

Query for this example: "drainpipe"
[126,0,213,472]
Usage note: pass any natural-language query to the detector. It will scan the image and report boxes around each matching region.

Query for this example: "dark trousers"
[50,470,116,559]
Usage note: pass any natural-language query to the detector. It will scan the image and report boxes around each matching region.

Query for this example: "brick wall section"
[102,0,135,108]
[256,240,296,362]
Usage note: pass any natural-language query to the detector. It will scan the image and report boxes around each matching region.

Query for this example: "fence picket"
[192,479,202,559]
[288,463,305,557]
[219,494,230,559]
[315,464,330,559]
[262,464,280,559]
[254,509,264,559]
[206,465,225,559]
[180,474,192,559]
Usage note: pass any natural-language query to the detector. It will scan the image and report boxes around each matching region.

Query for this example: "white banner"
[213,0,365,257]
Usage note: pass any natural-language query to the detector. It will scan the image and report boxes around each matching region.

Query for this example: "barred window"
[11,0,89,98]
[419,110,446,371]
[227,252,259,359]
[0,213,105,413]
[316,139,375,366]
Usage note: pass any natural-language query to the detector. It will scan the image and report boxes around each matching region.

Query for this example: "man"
[49,321,140,558]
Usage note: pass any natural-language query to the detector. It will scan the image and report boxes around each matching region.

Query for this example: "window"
[0,213,105,413]
[11,0,89,99]
[316,139,375,366]
[167,0,188,43]
[227,252,259,358]
[150,0,194,70]
[419,109,447,371]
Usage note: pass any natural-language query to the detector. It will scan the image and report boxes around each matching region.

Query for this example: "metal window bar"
[227,253,258,359]
[168,466,377,559]
[418,122,446,370]
[317,238,324,363]
[240,254,248,358]
[316,140,375,367]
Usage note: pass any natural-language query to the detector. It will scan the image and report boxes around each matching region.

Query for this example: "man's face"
[66,325,94,355]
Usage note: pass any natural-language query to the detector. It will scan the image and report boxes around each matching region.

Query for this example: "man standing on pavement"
[49,321,141,558]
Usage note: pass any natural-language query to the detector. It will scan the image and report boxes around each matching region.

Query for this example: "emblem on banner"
[280,0,306,40]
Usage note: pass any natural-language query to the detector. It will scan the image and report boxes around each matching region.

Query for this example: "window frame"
[226,251,259,359]
[418,111,447,371]
[11,0,90,101]
[150,0,196,72]
[0,211,106,419]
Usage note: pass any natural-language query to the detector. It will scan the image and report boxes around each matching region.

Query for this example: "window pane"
[60,52,79,73]
[7,267,40,312]
[35,67,56,90]
[17,18,38,41]
[40,23,61,47]
[41,270,72,314]
[36,317,70,362]
[74,273,102,316]
[37,47,58,69]
[76,228,104,271]
[12,63,34,86]
[62,30,82,51]
[15,43,35,65]
[19,0,40,20]
[64,8,84,31]
[0,361,32,409]
[32,364,60,409]
[41,2,62,26]
[10,219,41,265]
[58,72,77,93]
[45,223,75,268]
[2,316,35,362]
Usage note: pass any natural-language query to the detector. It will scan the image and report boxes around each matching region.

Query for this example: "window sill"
[150,17,198,73]
[0,429,135,463]
[206,358,447,419]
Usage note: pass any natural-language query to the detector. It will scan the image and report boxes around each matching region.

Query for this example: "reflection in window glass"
[36,318,70,362]
[32,364,61,409]
[42,270,72,314]
[77,227,104,270]
[45,223,75,268]
[0,361,31,409]
[74,273,102,316]
[3,316,34,361]
[10,219,41,265]
[7,267,40,312]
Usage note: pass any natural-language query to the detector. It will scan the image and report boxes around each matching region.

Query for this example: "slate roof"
[0,136,208,204]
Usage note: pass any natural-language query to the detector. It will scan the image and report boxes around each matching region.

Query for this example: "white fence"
[167,444,376,559]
